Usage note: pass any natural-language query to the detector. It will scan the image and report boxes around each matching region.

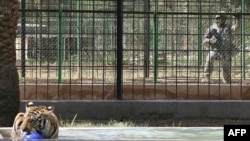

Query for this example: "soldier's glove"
[210,37,223,49]
[203,37,217,48]
[209,38,217,45]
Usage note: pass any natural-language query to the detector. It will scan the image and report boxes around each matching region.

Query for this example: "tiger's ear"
[43,105,54,115]
[25,101,34,111]
[46,106,54,112]
[26,101,34,107]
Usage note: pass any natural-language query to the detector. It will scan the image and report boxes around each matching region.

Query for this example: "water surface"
[59,127,223,140]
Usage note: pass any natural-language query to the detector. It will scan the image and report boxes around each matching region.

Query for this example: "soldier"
[203,11,241,83]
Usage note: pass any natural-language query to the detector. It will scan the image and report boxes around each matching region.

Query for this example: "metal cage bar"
[17,0,250,100]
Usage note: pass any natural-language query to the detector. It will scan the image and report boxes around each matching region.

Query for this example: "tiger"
[12,101,59,139]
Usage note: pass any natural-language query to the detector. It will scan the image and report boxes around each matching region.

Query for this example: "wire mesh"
[16,0,250,100]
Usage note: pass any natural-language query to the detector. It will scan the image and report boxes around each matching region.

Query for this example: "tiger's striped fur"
[12,102,59,139]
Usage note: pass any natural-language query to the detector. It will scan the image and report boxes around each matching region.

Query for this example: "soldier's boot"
[222,64,231,84]
[202,73,210,83]
[222,73,231,84]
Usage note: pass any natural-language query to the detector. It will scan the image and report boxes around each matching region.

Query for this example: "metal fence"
[17,0,250,100]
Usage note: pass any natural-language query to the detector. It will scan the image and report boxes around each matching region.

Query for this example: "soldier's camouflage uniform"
[203,14,240,83]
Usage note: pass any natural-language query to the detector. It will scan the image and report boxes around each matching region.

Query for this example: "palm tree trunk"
[0,0,20,126]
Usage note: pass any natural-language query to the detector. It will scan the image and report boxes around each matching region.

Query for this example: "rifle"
[209,29,223,49]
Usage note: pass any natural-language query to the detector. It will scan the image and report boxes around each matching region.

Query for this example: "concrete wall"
[20,100,250,120]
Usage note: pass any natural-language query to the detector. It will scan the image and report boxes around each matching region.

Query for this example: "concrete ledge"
[19,84,250,100]
[20,100,250,120]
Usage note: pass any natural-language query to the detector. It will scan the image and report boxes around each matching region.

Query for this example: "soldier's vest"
[209,23,232,48]
[209,23,239,56]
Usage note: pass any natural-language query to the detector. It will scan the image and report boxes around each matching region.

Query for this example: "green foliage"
[60,119,148,127]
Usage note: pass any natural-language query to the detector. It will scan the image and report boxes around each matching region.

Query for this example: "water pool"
[0,127,223,140]
[60,127,223,140]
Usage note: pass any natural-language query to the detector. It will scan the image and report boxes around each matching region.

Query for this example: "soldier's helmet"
[215,11,227,20]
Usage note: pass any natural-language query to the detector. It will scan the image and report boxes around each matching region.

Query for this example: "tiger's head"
[19,101,56,135]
